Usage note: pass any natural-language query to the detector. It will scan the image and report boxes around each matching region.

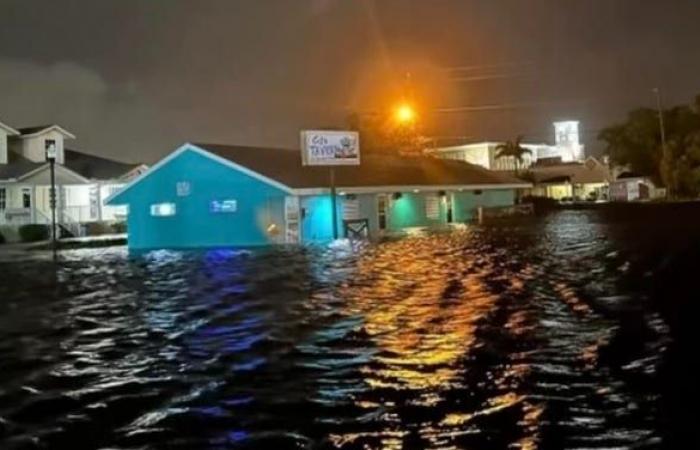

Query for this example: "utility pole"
[652,88,670,197]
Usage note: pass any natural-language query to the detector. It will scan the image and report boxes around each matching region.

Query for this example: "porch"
[0,183,127,236]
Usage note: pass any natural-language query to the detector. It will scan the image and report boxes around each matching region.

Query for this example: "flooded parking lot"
[1,209,698,449]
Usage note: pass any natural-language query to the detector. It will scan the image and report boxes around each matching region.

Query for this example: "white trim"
[293,183,531,196]
[104,143,295,205]
[18,125,76,139]
[16,163,90,184]
[0,120,20,136]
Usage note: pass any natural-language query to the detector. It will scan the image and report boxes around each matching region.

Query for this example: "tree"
[494,136,532,174]
[599,95,700,197]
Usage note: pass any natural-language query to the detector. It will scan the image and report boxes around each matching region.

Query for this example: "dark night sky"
[1,0,699,163]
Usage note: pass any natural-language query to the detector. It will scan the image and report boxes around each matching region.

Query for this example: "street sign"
[300,130,360,166]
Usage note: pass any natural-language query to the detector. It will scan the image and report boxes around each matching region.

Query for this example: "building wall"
[387,192,449,229]
[114,149,288,249]
[300,195,343,243]
[0,130,7,165]
[12,131,66,164]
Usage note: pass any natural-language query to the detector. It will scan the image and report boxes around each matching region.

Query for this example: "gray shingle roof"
[0,153,44,180]
[194,143,526,189]
[64,149,141,180]
[1,149,140,181]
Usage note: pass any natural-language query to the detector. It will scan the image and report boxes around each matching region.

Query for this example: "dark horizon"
[1,0,699,164]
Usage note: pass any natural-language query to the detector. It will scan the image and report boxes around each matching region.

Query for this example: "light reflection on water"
[0,210,690,449]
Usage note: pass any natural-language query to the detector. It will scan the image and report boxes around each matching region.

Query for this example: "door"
[445,194,454,223]
[284,196,300,243]
[377,194,389,231]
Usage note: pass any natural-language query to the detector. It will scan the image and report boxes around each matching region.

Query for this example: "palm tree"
[495,136,532,174]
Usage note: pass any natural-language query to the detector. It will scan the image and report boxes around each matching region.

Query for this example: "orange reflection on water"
[345,235,499,391]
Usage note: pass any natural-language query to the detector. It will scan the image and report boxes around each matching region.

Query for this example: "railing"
[59,208,86,237]
[63,205,95,223]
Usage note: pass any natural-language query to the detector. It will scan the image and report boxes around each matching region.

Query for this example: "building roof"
[0,152,43,180]
[16,124,76,139]
[0,148,140,182]
[528,157,612,185]
[0,120,19,135]
[64,149,142,180]
[195,143,526,190]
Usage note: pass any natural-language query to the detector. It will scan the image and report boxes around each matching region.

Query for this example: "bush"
[111,221,127,234]
[84,222,112,236]
[19,224,50,242]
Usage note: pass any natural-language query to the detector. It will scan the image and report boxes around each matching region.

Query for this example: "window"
[176,181,191,197]
[210,199,237,213]
[150,203,176,217]
[0,187,5,210]
[22,188,31,209]
[425,195,440,220]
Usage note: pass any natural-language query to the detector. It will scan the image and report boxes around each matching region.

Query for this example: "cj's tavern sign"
[300,130,360,166]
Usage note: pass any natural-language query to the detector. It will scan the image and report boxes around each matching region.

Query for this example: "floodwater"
[1,207,699,449]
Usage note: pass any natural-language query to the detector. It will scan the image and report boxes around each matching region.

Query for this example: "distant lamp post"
[45,141,58,253]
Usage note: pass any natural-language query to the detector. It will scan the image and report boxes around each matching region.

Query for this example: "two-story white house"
[0,118,147,241]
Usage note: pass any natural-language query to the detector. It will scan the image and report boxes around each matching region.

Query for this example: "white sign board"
[300,130,360,166]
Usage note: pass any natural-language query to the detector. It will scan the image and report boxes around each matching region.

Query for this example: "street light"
[395,103,416,125]
[45,141,58,254]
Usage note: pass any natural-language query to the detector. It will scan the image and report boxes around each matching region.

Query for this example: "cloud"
[0,59,169,163]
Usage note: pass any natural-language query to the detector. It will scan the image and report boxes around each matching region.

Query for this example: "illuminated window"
[210,199,237,213]
[176,181,191,197]
[150,203,176,217]
[425,195,440,220]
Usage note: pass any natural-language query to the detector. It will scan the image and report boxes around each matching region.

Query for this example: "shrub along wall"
[19,224,50,243]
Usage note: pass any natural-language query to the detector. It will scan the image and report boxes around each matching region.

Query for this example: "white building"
[0,119,147,240]
[427,120,586,171]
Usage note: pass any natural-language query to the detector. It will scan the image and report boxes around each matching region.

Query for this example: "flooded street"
[1,209,698,449]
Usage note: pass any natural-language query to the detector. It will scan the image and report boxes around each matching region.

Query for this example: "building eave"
[0,121,20,136]
[293,183,532,196]
[18,125,76,139]
[16,163,91,184]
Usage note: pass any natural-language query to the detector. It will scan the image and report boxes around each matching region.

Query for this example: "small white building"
[609,173,665,202]
[0,119,147,241]
[426,120,586,171]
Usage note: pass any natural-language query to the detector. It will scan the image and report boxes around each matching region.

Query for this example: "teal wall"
[110,146,518,248]
[452,189,515,222]
[387,192,449,230]
[300,195,342,243]
[111,149,288,249]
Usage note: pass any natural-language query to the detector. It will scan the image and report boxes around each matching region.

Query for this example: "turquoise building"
[106,143,528,249]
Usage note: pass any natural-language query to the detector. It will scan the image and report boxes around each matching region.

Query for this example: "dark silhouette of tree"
[599,95,700,197]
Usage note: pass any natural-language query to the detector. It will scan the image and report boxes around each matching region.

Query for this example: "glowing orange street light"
[395,103,416,124]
